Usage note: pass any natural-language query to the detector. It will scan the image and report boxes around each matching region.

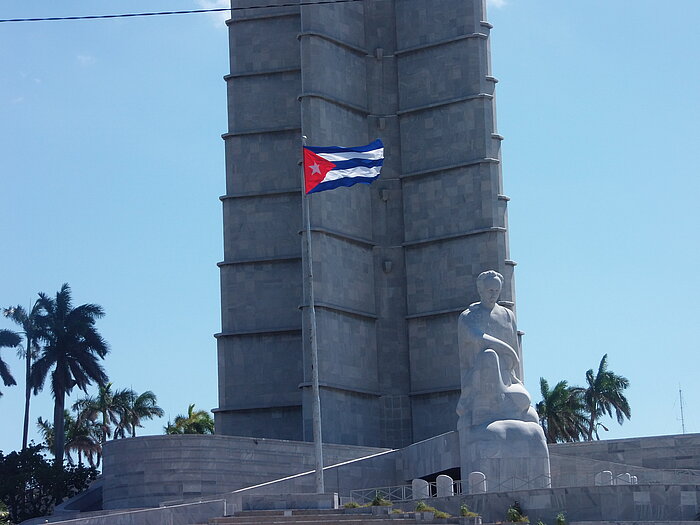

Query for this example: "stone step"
[571,522,700,525]
[208,509,459,524]
[217,510,353,517]
[209,514,418,525]
[206,508,476,525]
[212,514,371,522]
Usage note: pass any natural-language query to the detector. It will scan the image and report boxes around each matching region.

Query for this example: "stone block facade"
[216,0,516,447]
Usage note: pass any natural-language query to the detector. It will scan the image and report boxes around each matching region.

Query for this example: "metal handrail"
[348,470,688,504]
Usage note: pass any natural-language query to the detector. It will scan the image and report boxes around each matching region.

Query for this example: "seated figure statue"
[457,270,550,491]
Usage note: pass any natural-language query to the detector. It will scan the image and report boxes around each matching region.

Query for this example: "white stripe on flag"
[323,166,382,182]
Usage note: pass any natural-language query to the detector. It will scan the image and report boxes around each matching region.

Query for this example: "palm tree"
[66,417,102,467]
[0,329,20,397]
[583,354,631,440]
[116,390,164,438]
[536,378,589,443]
[31,283,109,465]
[36,415,55,450]
[164,404,215,435]
[37,412,101,467]
[4,301,43,449]
[73,383,131,447]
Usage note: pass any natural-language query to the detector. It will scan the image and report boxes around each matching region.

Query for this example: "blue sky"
[1,0,698,455]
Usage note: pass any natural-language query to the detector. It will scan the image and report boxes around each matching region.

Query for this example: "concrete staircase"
[207,509,464,524]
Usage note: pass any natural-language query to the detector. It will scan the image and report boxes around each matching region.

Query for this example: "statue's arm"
[459,311,520,371]
[481,333,520,369]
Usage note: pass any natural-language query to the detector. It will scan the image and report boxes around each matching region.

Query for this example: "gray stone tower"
[215,0,516,448]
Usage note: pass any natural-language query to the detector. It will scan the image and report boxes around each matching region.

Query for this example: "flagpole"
[301,135,325,494]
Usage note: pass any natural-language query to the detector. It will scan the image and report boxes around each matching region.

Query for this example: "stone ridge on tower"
[215,0,516,448]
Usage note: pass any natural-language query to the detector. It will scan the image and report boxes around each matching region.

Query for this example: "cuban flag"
[303,139,384,194]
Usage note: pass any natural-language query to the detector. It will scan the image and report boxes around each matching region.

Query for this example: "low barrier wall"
[102,434,388,509]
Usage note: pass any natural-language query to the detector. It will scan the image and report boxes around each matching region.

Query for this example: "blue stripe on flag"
[331,158,383,170]
[305,138,383,155]
[307,175,379,194]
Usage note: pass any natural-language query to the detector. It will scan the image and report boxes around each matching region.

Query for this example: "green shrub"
[536,520,546,525]
[555,512,566,525]
[414,502,450,518]
[391,508,403,514]
[370,493,391,506]
[506,501,529,523]
[343,501,360,509]
[460,503,479,518]
[0,502,9,525]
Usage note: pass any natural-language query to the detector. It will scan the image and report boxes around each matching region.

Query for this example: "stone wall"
[551,433,700,471]
[102,432,700,510]
[421,484,700,523]
[101,434,388,509]
[550,452,700,488]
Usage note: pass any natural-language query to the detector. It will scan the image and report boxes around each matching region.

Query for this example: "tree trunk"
[587,413,596,441]
[54,392,65,466]
[21,339,32,450]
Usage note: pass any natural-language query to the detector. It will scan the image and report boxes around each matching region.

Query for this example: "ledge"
[218,255,301,267]
[215,327,301,338]
[227,10,298,25]
[220,188,299,200]
[409,386,460,397]
[224,67,300,80]
[297,31,367,55]
[396,33,488,56]
[403,226,507,248]
[401,157,499,180]
[397,93,493,116]
[406,300,515,320]
[497,194,510,201]
[298,381,381,397]
[405,306,465,320]
[222,126,301,138]
[213,401,301,413]
[301,226,377,247]
[299,301,378,320]
[298,92,369,115]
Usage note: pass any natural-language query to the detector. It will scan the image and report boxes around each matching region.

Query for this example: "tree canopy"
[30,284,109,464]
[584,354,631,440]
[164,404,215,435]
[0,445,97,524]
[0,329,20,398]
[537,354,631,443]
[536,378,588,443]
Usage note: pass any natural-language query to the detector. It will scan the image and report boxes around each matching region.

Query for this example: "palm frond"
[0,328,21,348]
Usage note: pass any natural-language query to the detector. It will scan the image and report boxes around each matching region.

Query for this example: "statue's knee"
[477,350,502,385]
[479,349,500,370]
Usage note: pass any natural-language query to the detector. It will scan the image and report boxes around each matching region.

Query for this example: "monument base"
[459,420,551,492]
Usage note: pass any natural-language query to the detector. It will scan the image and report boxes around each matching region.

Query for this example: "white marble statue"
[457,270,550,491]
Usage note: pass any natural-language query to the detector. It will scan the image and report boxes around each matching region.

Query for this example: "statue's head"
[476,270,503,307]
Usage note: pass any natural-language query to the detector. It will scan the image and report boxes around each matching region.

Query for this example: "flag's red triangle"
[303,148,335,194]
